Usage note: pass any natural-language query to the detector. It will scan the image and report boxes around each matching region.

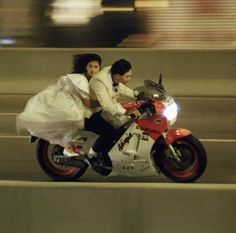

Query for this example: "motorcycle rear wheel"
[37,139,87,181]
[154,135,207,183]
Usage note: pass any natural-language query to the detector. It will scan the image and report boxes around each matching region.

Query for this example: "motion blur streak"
[102,7,135,12]
[0,0,235,48]
[135,0,169,8]
[120,0,236,48]
[49,0,102,25]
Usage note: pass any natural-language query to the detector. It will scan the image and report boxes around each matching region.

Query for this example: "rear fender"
[165,128,191,144]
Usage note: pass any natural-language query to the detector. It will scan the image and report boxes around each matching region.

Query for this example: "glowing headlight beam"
[164,103,178,121]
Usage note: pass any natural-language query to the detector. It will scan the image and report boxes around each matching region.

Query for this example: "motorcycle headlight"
[164,102,178,121]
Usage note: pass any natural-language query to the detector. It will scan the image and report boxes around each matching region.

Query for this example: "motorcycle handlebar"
[128,113,137,119]
[138,101,156,115]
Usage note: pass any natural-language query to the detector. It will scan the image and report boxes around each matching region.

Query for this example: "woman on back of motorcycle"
[16,53,102,157]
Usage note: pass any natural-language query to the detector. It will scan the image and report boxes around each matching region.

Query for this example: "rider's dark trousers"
[84,111,123,155]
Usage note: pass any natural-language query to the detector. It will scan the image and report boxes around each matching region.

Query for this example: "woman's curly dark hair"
[72,53,102,74]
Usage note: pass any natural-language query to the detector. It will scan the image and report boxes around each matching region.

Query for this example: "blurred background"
[0,0,235,48]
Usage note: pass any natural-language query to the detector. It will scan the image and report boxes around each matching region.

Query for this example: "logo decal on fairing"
[154,118,162,124]
[118,133,134,151]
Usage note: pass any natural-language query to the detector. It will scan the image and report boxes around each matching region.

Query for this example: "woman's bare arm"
[77,93,100,108]
[82,98,100,108]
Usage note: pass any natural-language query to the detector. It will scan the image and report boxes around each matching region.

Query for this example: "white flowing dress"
[16,73,92,146]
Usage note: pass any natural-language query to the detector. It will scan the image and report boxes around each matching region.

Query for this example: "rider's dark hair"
[72,53,102,74]
[111,59,132,76]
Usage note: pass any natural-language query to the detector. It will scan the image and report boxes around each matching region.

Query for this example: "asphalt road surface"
[0,95,235,183]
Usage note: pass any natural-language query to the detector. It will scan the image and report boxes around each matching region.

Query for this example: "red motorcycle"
[34,77,207,182]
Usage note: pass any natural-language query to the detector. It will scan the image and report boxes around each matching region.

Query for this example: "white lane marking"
[200,139,236,143]
[0,135,30,138]
[0,113,18,116]
[175,96,236,101]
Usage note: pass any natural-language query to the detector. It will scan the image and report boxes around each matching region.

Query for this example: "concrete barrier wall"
[0,181,235,233]
[0,48,236,96]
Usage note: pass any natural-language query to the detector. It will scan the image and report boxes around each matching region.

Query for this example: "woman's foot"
[63,145,86,158]
[63,146,78,157]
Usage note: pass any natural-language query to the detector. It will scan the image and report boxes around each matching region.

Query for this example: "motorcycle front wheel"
[154,135,207,183]
[37,139,87,181]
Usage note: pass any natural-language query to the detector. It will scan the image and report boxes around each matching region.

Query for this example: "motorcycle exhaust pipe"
[56,157,86,168]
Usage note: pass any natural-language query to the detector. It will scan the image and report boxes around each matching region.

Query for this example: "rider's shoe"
[84,153,104,168]
[84,153,111,175]
[83,158,92,168]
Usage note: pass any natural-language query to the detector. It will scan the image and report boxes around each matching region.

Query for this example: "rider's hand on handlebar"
[136,91,146,100]
[136,91,152,101]
[125,109,142,119]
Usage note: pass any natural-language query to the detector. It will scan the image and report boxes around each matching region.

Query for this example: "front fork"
[162,133,181,161]
[161,128,191,161]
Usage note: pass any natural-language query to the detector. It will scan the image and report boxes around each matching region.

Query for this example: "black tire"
[37,139,87,181]
[153,135,207,183]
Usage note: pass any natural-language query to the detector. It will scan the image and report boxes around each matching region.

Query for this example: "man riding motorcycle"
[84,59,142,168]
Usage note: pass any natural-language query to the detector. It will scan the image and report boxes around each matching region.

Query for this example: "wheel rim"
[162,141,200,179]
[42,143,79,176]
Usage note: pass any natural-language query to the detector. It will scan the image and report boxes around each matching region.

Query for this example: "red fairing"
[123,101,169,141]
[165,128,191,144]
[136,115,168,141]
[122,101,142,110]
